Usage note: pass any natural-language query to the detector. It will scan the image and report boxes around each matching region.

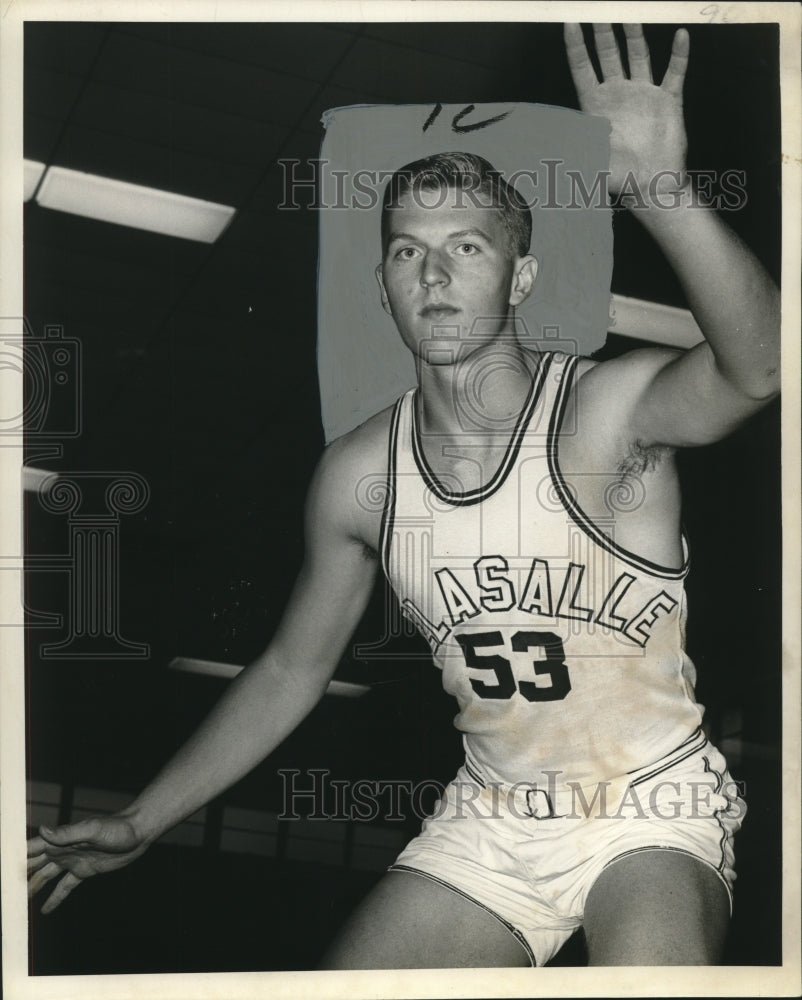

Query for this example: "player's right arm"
[27,437,380,913]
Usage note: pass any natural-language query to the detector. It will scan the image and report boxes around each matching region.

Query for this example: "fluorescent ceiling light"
[24,159,46,201]
[22,466,58,493]
[168,657,370,698]
[35,166,235,243]
[609,293,703,349]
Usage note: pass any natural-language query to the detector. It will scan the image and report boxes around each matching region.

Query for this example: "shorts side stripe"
[388,863,537,966]
[464,757,487,788]
[703,755,730,877]
[629,729,707,787]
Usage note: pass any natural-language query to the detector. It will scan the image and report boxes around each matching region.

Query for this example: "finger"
[592,23,625,80]
[623,23,653,82]
[28,835,47,856]
[564,23,599,96]
[661,28,689,96]
[28,861,60,898]
[42,872,83,915]
[38,818,101,846]
[27,841,73,866]
[27,852,52,873]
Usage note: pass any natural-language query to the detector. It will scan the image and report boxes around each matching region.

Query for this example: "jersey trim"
[547,354,690,581]
[379,394,404,578]
[409,353,553,508]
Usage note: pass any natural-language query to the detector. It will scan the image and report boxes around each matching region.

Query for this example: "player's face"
[376,192,537,363]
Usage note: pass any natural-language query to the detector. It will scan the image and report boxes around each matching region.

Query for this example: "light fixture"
[22,466,58,493]
[23,159,46,201]
[609,293,703,348]
[168,657,370,698]
[35,166,236,243]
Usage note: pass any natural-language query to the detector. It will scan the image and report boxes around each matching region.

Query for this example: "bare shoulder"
[560,350,684,566]
[572,348,682,431]
[307,402,397,552]
[565,348,684,470]
[318,404,395,487]
[573,347,681,398]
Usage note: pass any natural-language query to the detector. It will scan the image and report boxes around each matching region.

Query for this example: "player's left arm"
[565,23,780,447]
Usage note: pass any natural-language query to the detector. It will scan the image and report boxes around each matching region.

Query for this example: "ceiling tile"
[24,112,63,163]
[24,66,85,121]
[50,122,260,205]
[331,35,507,103]
[25,239,189,305]
[24,22,107,77]
[71,81,291,167]
[24,271,171,331]
[117,22,359,83]
[363,22,534,70]
[222,208,317,255]
[179,243,316,322]
[94,30,321,128]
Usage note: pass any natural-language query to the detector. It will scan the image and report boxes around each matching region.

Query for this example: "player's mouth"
[419,304,460,318]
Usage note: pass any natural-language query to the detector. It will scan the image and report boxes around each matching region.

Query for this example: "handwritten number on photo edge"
[423,103,512,134]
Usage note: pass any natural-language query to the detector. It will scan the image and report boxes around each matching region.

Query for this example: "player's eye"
[455,243,479,255]
[395,246,420,260]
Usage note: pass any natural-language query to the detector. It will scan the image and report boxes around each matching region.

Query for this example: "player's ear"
[375,264,393,316]
[509,254,538,307]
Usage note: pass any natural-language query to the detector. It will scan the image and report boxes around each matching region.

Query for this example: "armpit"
[617,439,672,477]
[361,543,379,562]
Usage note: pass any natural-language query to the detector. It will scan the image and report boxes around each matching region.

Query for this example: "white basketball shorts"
[389,728,746,966]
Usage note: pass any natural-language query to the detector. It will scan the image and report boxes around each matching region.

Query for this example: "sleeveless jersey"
[380,351,703,787]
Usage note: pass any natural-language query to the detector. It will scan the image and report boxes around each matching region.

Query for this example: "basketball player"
[27,24,779,966]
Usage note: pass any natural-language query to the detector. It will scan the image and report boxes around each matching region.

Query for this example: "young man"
[27,24,779,967]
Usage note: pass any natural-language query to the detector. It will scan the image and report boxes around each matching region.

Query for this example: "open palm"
[28,814,149,913]
[565,23,689,197]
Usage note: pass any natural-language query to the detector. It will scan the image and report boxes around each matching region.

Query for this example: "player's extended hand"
[564,23,689,200]
[27,814,149,914]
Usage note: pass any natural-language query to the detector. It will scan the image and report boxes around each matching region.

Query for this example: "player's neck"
[416,342,539,440]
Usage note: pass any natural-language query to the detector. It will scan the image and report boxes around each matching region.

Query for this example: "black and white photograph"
[1,2,800,998]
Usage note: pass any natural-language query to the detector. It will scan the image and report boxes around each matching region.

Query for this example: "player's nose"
[420,250,450,288]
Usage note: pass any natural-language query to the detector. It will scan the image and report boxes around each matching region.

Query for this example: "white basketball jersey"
[380,351,703,787]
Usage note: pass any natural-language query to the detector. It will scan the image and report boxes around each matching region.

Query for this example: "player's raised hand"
[564,23,689,199]
[27,814,149,914]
